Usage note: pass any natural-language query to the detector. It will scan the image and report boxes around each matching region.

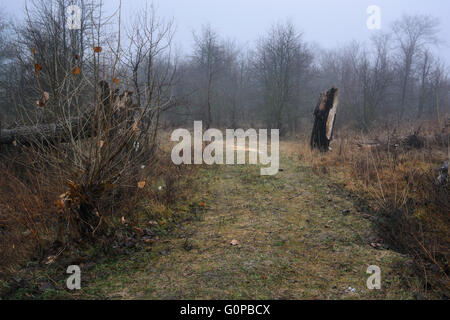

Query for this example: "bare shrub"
[0,2,179,277]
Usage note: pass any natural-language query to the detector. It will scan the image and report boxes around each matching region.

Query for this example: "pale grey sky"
[2,0,449,62]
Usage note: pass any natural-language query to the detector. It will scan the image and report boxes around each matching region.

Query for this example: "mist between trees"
[0,1,448,135]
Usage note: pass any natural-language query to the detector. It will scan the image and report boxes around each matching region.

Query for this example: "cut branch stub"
[310,87,339,152]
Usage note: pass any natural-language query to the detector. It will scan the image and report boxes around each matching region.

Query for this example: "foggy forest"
[0,0,448,301]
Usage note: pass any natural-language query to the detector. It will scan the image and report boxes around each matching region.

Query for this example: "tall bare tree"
[417,49,433,119]
[392,14,439,120]
[192,24,224,129]
[253,21,312,135]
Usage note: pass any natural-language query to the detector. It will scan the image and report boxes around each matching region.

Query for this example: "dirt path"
[81,142,414,299]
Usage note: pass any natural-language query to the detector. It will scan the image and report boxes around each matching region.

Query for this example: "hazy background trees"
[165,14,448,135]
[0,2,448,136]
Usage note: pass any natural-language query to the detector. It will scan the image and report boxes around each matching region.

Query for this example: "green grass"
[2,141,421,299]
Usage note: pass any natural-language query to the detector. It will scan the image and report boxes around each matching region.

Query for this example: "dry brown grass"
[0,132,194,279]
[0,159,62,275]
[298,120,450,298]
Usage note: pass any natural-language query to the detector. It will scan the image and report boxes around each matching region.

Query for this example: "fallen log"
[0,114,93,147]
[0,81,130,147]
[310,87,339,151]
[355,132,449,151]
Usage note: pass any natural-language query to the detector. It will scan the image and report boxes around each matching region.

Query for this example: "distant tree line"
[0,0,449,136]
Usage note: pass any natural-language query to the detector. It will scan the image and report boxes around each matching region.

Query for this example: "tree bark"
[310,87,339,151]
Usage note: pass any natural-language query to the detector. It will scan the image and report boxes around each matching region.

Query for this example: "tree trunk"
[310,87,339,152]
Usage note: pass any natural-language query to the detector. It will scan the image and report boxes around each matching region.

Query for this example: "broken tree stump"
[310,87,339,151]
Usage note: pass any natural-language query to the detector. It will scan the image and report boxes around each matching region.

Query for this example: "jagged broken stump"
[310,87,339,152]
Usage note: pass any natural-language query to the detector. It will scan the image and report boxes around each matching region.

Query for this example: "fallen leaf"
[199,201,206,208]
[104,182,114,190]
[59,192,70,199]
[55,198,66,210]
[370,242,383,249]
[138,181,146,189]
[44,255,57,265]
[135,227,143,234]
[230,239,239,246]
[68,180,79,191]
[35,63,42,75]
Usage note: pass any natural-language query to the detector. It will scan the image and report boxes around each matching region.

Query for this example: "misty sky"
[2,0,449,62]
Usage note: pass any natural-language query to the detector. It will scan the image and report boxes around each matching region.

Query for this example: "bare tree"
[192,24,225,129]
[392,14,439,120]
[417,49,433,119]
[429,59,448,126]
[354,34,393,129]
[253,21,312,135]
[124,3,177,155]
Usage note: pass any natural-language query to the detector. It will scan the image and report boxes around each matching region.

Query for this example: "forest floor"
[5,141,422,299]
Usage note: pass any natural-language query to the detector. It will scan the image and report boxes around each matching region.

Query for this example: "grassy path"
[78,142,415,299]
